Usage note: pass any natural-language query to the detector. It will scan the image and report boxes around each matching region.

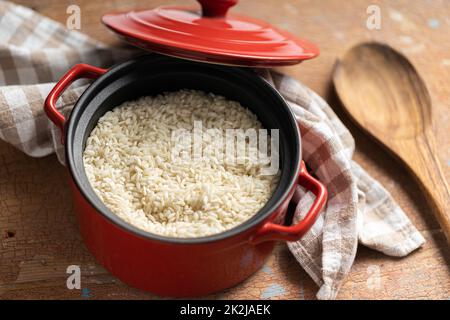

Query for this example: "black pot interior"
[66,54,301,243]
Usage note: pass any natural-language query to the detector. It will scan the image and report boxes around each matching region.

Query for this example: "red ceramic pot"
[44,55,327,297]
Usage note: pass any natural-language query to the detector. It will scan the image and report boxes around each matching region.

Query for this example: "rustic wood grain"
[333,43,450,244]
[1,0,449,300]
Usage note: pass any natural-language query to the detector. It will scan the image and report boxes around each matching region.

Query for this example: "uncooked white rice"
[83,89,279,238]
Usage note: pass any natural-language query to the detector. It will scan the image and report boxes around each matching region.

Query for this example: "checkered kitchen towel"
[0,1,425,299]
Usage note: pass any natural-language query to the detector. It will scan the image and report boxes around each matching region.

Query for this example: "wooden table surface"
[1,0,449,300]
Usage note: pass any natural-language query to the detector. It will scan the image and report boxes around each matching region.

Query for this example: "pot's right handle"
[44,64,107,140]
[250,161,327,244]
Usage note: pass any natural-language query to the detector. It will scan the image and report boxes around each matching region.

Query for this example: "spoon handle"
[399,131,450,243]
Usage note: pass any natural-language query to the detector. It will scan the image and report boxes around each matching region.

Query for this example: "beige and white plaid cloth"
[0,1,425,299]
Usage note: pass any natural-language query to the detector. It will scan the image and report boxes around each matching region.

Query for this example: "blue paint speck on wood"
[428,19,440,29]
[261,265,273,274]
[261,283,286,299]
[81,287,91,298]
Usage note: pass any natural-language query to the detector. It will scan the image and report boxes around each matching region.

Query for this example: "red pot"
[44,55,326,297]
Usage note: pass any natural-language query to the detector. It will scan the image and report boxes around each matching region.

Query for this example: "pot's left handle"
[250,161,327,244]
[44,64,107,141]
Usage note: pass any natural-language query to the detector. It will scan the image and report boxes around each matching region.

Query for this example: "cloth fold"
[0,1,425,299]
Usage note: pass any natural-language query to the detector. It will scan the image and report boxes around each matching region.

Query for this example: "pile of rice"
[83,90,279,238]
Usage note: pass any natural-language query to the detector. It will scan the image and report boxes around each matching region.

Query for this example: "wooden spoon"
[332,42,450,244]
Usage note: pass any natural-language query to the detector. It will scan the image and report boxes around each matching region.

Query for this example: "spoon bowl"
[333,42,450,244]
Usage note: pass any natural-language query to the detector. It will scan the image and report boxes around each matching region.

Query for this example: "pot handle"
[250,161,327,244]
[44,63,107,139]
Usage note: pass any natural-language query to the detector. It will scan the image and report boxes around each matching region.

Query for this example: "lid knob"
[198,0,238,18]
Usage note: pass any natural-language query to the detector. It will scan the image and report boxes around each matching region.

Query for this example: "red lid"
[102,0,319,67]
